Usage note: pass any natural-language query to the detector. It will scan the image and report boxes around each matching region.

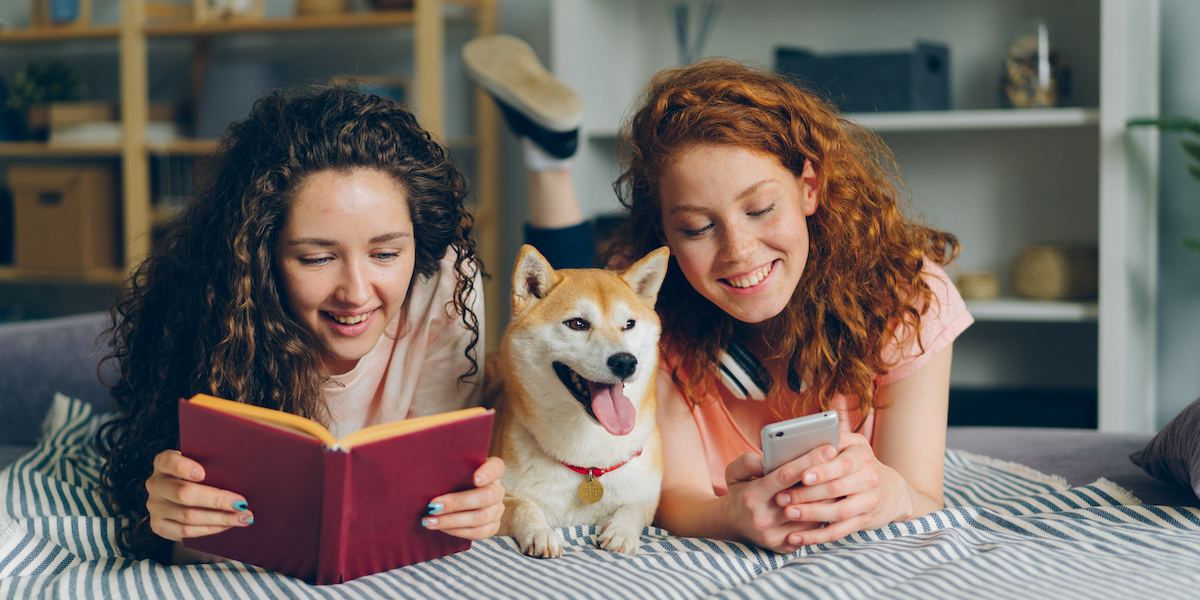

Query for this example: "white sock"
[523,138,574,171]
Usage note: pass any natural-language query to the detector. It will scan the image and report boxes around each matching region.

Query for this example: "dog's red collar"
[559,448,643,478]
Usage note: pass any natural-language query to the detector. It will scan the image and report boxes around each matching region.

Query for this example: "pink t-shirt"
[661,260,973,495]
[323,253,485,439]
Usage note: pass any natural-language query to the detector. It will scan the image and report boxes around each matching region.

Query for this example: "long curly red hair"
[612,59,958,421]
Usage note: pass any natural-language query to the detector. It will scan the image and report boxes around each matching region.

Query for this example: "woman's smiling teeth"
[327,310,373,325]
[726,263,772,289]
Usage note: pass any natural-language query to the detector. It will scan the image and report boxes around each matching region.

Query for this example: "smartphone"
[760,411,839,475]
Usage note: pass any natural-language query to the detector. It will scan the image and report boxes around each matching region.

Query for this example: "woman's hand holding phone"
[719,449,831,553]
[770,430,918,548]
[712,412,842,553]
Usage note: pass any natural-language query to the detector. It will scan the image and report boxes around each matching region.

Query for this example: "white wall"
[1154,0,1200,428]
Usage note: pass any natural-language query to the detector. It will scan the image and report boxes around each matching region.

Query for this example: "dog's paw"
[598,526,641,556]
[520,528,563,559]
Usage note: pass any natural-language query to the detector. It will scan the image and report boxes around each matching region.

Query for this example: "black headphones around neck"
[717,337,770,401]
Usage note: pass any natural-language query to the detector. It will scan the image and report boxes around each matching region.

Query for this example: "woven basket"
[956,271,1000,301]
[1011,244,1098,300]
[296,0,346,16]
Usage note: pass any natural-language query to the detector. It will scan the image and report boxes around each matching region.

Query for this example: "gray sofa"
[1,312,1196,508]
[0,312,115,467]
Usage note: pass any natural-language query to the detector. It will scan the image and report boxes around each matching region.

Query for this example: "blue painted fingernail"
[421,517,437,528]
[233,501,248,512]
[427,503,443,515]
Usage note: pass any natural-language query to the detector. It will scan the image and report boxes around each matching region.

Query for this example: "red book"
[178,394,494,585]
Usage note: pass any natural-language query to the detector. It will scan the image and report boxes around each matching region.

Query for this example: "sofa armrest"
[0,312,115,445]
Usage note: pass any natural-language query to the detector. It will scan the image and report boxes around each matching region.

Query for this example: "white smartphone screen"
[760,410,839,474]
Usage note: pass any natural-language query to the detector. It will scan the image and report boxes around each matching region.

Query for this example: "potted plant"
[5,58,86,141]
[1129,115,1200,254]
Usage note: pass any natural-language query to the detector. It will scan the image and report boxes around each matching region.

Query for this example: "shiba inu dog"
[484,244,670,558]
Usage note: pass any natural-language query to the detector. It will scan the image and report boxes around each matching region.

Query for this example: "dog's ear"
[619,246,670,309]
[511,244,561,317]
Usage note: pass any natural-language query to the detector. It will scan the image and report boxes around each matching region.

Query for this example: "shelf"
[847,108,1100,132]
[147,139,219,155]
[585,107,1101,139]
[0,140,224,157]
[0,2,490,41]
[0,142,121,157]
[0,25,120,42]
[965,297,1099,323]
[0,267,125,285]
[145,11,417,37]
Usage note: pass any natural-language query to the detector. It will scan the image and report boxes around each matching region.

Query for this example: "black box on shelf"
[775,42,950,113]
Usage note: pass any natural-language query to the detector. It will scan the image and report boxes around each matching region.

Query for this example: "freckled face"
[658,144,819,324]
[275,168,415,375]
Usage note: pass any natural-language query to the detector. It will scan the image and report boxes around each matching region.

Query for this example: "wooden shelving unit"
[0,0,505,347]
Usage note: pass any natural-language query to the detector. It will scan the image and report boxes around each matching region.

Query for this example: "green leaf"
[1188,163,1200,183]
[1184,238,1200,254]
[1184,141,1200,165]
[1127,115,1200,136]
[6,58,85,113]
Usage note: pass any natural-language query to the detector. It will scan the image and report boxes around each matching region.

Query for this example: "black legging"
[523,221,598,270]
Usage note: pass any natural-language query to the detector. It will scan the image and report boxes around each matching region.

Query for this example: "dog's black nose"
[608,353,638,379]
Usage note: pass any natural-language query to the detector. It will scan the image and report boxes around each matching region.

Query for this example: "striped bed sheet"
[4,395,1200,599]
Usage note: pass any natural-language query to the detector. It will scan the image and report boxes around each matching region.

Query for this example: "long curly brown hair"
[612,60,958,421]
[95,86,481,561]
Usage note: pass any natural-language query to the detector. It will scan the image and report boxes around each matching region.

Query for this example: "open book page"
[186,394,486,450]
[337,407,487,449]
[188,394,337,445]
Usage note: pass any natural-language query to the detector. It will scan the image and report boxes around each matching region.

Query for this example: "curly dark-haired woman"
[96,86,504,565]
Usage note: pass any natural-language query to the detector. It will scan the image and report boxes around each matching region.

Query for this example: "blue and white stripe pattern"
[4,394,1200,599]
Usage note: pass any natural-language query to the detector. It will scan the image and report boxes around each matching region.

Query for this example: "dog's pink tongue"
[588,382,636,436]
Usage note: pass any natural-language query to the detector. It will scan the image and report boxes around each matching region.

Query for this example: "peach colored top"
[322,253,484,439]
[660,261,973,495]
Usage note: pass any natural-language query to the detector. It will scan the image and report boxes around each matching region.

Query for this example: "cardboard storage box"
[8,165,118,272]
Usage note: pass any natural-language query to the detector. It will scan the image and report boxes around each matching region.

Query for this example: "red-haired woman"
[614,60,972,552]
[467,37,971,553]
